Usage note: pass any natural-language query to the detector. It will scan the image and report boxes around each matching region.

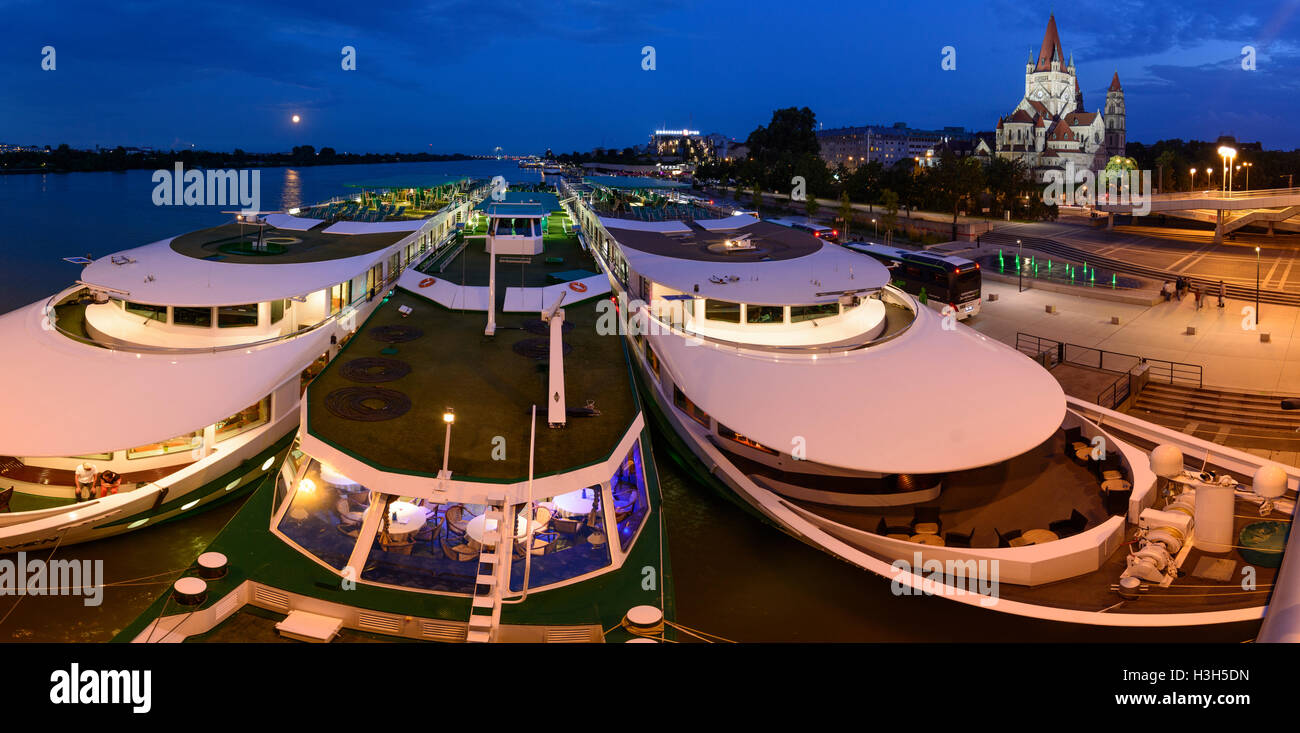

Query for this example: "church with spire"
[994,14,1126,181]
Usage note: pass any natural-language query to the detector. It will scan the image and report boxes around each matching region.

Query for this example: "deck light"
[298,478,316,494]
[443,408,456,424]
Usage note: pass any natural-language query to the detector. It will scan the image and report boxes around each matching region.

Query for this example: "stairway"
[1129,382,1300,432]
[466,503,506,643]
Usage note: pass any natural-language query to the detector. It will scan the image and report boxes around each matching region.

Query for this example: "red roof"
[1035,14,1065,72]
[1027,100,1049,117]
[1063,111,1097,125]
[1109,71,1122,91]
[1008,109,1035,124]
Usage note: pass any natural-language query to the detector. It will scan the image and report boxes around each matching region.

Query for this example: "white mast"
[542,291,567,427]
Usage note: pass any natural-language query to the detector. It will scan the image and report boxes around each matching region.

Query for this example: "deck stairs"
[466,498,508,643]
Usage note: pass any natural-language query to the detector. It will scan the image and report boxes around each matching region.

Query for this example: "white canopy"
[649,303,1066,474]
[0,300,328,456]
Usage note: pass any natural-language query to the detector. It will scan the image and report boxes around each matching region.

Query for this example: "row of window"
[700,299,840,325]
[119,300,287,328]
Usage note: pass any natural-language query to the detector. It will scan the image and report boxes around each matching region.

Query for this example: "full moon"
[291,114,301,124]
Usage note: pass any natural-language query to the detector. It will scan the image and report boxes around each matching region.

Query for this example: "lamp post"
[441,408,456,476]
[1256,246,1261,326]
[1243,162,1252,191]
[872,218,878,239]
[1190,168,1196,192]
[1017,238,1024,293]
[1218,144,1237,194]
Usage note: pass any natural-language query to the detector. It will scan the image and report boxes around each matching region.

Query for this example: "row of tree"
[0,144,474,173]
[1128,139,1299,193]
[695,107,1056,239]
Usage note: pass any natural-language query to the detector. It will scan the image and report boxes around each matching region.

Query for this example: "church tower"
[1104,71,1126,159]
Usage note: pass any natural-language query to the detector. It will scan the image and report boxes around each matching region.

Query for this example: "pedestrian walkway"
[971,279,1300,395]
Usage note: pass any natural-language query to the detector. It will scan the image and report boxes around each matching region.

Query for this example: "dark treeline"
[0,144,476,173]
[1127,139,1300,192]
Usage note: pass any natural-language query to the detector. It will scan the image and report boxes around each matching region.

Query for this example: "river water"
[0,161,1257,642]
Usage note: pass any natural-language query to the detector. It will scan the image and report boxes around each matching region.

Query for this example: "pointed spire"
[1035,14,1065,72]
[1109,71,1122,92]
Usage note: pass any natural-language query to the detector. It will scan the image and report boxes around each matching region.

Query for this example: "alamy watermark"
[0,552,103,606]
[1043,160,1152,216]
[890,551,1000,607]
[151,163,261,213]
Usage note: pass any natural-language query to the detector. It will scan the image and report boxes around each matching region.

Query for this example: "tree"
[838,191,853,240]
[751,181,763,214]
[805,188,820,221]
[929,152,984,237]
[1154,149,1177,193]
[880,189,899,245]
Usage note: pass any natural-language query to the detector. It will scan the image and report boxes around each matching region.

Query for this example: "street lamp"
[1243,162,1252,191]
[441,407,456,476]
[1256,246,1261,326]
[1017,238,1024,293]
[1218,144,1237,194]
[1190,168,1196,191]
[872,218,878,238]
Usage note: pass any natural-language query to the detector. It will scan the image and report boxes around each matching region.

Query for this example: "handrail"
[1015,332,1203,388]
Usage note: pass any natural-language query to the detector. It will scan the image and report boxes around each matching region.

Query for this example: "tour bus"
[765,217,839,243]
[844,241,982,320]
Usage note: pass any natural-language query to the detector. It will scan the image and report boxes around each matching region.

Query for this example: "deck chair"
[943,527,975,548]
[875,517,912,537]
[1049,509,1089,538]
[0,486,12,513]
[995,528,1022,548]
[440,534,478,562]
[553,517,583,535]
[444,504,469,536]
[910,506,942,535]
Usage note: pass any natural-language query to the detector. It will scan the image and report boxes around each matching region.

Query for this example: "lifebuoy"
[418,277,436,288]
[568,281,588,293]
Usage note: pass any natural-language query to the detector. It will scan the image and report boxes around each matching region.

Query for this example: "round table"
[909,534,945,546]
[1101,478,1132,494]
[552,488,596,516]
[465,514,544,544]
[383,501,426,538]
[319,464,361,492]
[1020,529,1059,545]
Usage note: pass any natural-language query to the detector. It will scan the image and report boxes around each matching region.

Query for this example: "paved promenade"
[970,278,1300,396]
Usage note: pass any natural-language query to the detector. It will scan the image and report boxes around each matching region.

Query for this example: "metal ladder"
[466,502,506,643]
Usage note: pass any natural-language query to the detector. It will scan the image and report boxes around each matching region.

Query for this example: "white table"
[319,463,361,492]
[552,488,596,516]
[384,501,426,538]
[465,514,545,544]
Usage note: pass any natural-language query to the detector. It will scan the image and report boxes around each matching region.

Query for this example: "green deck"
[424,209,584,289]
[306,287,635,481]
[169,221,410,264]
[112,421,673,643]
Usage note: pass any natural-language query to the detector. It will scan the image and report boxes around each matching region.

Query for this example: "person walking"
[1218,280,1226,309]
[73,462,96,503]
[1193,283,1203,310]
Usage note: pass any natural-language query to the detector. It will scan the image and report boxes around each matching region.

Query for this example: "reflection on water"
[280,168,302,211]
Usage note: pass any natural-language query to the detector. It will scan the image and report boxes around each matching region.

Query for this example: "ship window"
[270,299,286,324]
[746,305,784,324]
[173,307,212,328]
[613,441,650,554]
[330,282,351,314]
[215,396,271,443]
[217,303,259,328]
[127,430,201,459]
[717,423,780,455]
[673,386,710,428]
[276,458,364,572]
[124,302,167,323]
[646,343,660,380]
[791,303,840,322]
[704,299,740,323]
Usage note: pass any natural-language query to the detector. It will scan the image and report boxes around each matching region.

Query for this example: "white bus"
[764,217,840,243]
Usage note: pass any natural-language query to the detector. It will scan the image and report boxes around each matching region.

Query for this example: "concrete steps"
[1130,382,1300,431]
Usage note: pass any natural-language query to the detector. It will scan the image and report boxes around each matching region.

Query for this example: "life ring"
[418,277,436,288]
[568,281,588,293]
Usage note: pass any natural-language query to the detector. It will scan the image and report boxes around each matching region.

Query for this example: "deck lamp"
[441,408,455,477]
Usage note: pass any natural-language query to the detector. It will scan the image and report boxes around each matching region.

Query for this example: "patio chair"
[382,537,415,555]
[444,504,469,536]
[994,528,1022,548]
[910,506,942,535]
[1049,509,1089,538]
[943,527,975,548]
[875,517,912,537]
[553,517,583,535]
[441,535,478,562]
[0,486,12,513]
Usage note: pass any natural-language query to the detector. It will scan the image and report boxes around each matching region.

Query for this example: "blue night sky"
[3,0,1300,153]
